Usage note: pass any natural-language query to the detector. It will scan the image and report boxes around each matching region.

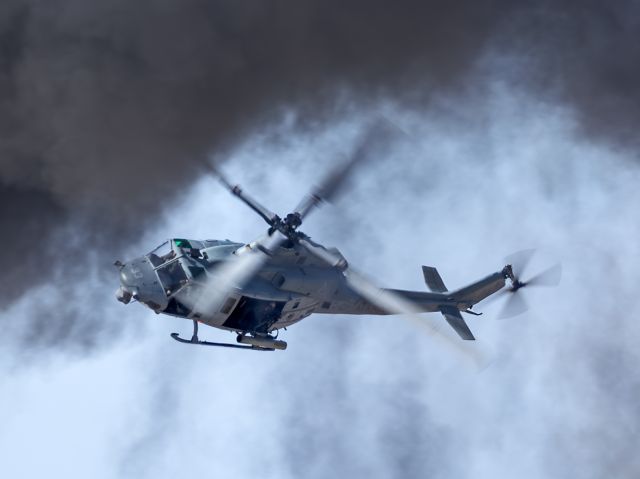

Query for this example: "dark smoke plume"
[494,0,640,147]
[1,0,639,351]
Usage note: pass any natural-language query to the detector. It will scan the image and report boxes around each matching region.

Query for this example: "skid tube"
[170,320,274,350]
[170,333,274,350]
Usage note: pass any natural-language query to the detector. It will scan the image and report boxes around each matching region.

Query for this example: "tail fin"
[422,265,475,341]
[422,266,448,293]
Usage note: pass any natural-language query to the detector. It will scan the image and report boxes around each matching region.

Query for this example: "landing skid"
[170,320,275,350]
[170,333,273,350]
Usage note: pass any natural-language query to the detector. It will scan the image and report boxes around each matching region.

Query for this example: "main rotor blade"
[294,118,402,221]
[299,239,488,368]
[347,272,487,366]
[505,249,536,278]
[208,166,279,227]
[183,233,285,315]
[525,263,562,288]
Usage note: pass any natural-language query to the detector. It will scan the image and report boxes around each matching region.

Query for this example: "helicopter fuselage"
[117,237,376,334]
[116,239,510,349]
[117,237,509,341]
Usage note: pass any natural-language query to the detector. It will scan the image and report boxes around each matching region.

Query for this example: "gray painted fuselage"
[117,238,507,337]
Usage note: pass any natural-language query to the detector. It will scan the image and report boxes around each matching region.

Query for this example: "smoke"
[230,100,639,478]
[494,0,640,147]
[1,1,640,350]
[98,96,637,479]
[1,79,639,477]
[0,0,510,307]
[2,2,640,477]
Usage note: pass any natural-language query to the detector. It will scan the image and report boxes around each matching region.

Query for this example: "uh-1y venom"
[115,121,561,352]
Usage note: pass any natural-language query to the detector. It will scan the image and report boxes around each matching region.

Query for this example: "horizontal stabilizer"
[439,306,475,340]
[422,266,448,293]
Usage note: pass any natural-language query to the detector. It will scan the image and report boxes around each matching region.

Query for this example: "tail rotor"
[496,250,562,319]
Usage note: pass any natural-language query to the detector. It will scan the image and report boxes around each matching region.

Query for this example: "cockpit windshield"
[147,241,176,267]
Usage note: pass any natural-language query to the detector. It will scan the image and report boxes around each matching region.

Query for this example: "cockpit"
[146,239,194,296]
[145,238,232,296]
[117,237,242,316]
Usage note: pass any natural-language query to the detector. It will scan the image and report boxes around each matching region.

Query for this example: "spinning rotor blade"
[208,166,279,227]
[525,263,562,287]
[497,291,529,319]
[209,119,404,242]
[495,250,562,319]
[504,249,536,279]
[294,118,402,221]
[183,233,285,315]
[299,239,487,367]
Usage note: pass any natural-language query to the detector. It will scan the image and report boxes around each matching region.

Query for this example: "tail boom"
[337,265,510,341]
[450,270,508,308]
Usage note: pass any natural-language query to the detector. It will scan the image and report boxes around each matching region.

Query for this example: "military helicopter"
[115,121,560,352]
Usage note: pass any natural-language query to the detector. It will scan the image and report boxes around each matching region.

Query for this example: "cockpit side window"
[157,260,188,296]
[148,254,164,267]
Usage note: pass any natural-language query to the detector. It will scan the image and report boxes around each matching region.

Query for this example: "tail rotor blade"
[490,254,560,319]
[498,292,529,319]
[504,249,536,278]
[525,263,562,288]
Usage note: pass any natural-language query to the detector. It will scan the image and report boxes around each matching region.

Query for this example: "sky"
[1,2,639,478]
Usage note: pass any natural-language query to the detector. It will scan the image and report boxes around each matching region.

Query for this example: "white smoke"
[1,84,638,478]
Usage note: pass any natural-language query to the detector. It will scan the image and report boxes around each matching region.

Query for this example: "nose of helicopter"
[115,257,167,311]
[118,263,137,288]
[116,262,140,304]
[115,285,133,304]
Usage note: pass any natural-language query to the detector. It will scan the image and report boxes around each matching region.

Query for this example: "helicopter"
[115,121,561,352]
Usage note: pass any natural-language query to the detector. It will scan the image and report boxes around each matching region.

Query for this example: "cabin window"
[220,298,237,314]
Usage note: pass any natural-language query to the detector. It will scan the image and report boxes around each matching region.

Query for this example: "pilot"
[148,253,163,267]
[161,250,176,263]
